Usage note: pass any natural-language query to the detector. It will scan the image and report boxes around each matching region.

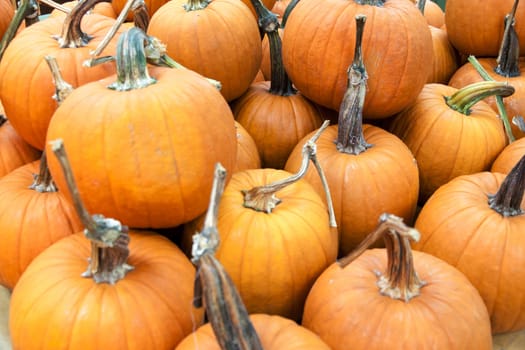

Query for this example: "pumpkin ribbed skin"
[282,0,433,118]
[0,14,120,150]
[0,0,13,39]
[302,249,492,349]
[426,26,459,84]
[0,119,41,178]
[184,168,337,321]
[9,231,202,349]
[45,67,237,229]
[285,125,419,256]
[234,121,261,172]
[147,0,262,102]
[111,0,165,20]
[0,161,82,289]
[491,138,525,174]
[445,0,525,57]
[414,172,525,333]
[233,81,323,169]
[176,314,331,350]
[389,83,507,202]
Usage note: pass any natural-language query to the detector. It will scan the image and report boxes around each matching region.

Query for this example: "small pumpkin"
[414,153,525,333]
[302,214,493,349]
[234,121,261,173]
[492,137,525,174]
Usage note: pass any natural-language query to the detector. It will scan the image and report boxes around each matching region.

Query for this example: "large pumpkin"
[282,0,433,118]
[414,154,525,333]
[45,28,237,229]
[0,0,122,150]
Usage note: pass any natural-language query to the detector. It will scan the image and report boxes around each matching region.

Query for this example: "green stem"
[184,0,210,11]
[0,0,37,61]
[338,213,424,302]
[108,27,157,91]
[495,0,520,78]
[417,0,426,14]
[489,154,525,217]
[267,26,295,95]
[444,80,514,115]
[336,14,372,155]
[281,0,299,28]
[355,0,384,5]
[468,55,516,142]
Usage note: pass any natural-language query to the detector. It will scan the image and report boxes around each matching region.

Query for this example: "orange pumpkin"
[148,0,262,102]
[0,113,41,178]
[282,0,433,118]
[389,82,509,203]
[414,154,525,333]
[302,214,493,349]
[286,16,419,256]
[492,137,525,173]
[0,0,14,40]
[234,121,261,173]
[45,28,237,229]
[0,0,122,150]
[445,0,525,56]
[426,23,459,84]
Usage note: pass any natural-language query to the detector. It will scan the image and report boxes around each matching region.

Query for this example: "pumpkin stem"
[338,213,425,302]
[489,154,525,216]
[38,0,71,14]
[192,164,264,350]
[416,0,426,14]
[444,80,515,115]
[45,55,74,105]
[355,0,384,6]
[53,0,110,48]
[281,0,299,28]
[243,120,336,228]
[336,14,372,155]
[184,0,210,11]
[495,0,520,78]
[108,27,157,91]
[0,0,38,60]
[50,139,134,284]
[467,56,516,143]
[29,151,57,193]
[86,0,149,62]
[252,0,295,95]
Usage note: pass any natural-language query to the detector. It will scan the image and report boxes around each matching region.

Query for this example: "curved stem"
[417,0,426,14]
[468,55,516,142]
[444,80,515,115]
[281,0,299,28]
[29,151,57,193]
[495,0,520,78]
[337,213,425,302]
[0,0,38,61]
[50,139,133,284]
[489,154,525,217]
[108,27,157,91]
[336,14,372,155]
[45,55,74,105]
[54,0,110,48]
[267,27,295,95]
[131,0,149,31]
[242,121,331,213]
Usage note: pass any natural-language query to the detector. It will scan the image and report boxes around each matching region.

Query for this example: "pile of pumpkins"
[0,0,525,348]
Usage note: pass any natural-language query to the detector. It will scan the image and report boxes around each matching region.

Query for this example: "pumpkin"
[419,0,445,28]
[0,0,122,150]
[51,1,117,18]
[45,28,237,229]
[147,0,262,102]
[389,81,510,203]
[492,137,525,173]
[426,24,459,84]
[0,155,82,290]
[448,3,525,140]
[414,154,525,333]
[282,0,433,118]
[285,16,419,256]
[234,121,261,172]
[302,214,493,349]
[0,0,13,40]
[271,0,292,20]
[445,0,525,57]
[0,112,41,178]
[112,0,165,21]
[178,164,331,350]
[233,5,323,169]
[9,140,203,349]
